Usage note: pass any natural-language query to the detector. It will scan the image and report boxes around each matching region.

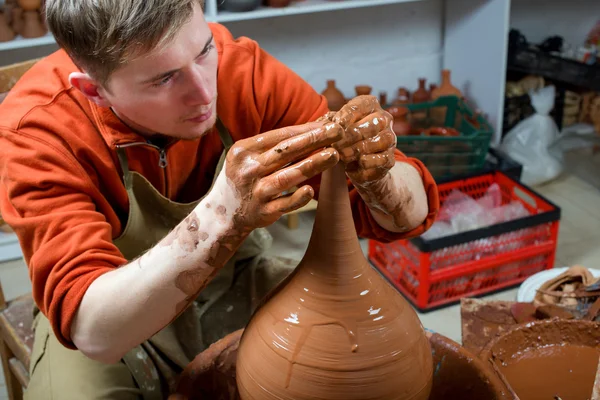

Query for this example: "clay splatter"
[216,205,227,215]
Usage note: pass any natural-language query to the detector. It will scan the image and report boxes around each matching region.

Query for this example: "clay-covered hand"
[330,95,397,185]
[221,121,343,230]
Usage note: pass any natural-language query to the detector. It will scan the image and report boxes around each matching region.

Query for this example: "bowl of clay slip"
[168,329,512,400]
[480,319,600,400]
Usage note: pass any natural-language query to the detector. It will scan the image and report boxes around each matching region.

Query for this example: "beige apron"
[114,119,273,399]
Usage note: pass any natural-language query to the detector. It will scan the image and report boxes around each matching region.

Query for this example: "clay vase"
[0,12,15,42]
[321,80,346,111]
[11,7,23,36]
[235,162,434,400]
[412,78,430,103]
[388,106,412,136]
[391,87,410,106]
[20,10,45,38]
[354,85,372,96]
[428,83,438,98]
[17,0,41,11]
[379,91,388,107]
[431,69,462,100]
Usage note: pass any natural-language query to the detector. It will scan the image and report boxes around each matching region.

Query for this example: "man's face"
[99,3,218,140]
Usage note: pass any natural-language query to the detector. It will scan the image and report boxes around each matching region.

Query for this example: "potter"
[0,0,439,398]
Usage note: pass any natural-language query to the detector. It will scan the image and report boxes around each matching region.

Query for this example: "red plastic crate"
[369,171,561,312]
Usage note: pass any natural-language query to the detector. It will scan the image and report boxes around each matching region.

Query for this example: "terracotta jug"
[11,7,23,36]
[17,0,41,12]
[235,161,434,400]
[321,80,346,111]
[0,12,15,42]
[21,10,45,38]
[388,106,412,136]
[428,83,438,98]
[379,91,388,107]
[412,78,430,103]
[355,85,372,96]
[431,69,462,100]
[391,87,410,106]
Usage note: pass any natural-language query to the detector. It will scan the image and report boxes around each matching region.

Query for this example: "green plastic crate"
[389,96,493,180]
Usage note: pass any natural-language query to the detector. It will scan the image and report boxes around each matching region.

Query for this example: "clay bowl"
[480,319,600,400]
[169,329,511,400]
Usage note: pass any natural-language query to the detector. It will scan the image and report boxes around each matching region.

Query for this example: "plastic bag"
[500,85,563,186]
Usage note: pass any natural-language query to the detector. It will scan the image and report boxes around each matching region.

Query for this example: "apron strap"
[216,117,234,150]
[116,147,133,190]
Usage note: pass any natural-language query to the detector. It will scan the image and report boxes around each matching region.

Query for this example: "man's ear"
[69,72,112,107]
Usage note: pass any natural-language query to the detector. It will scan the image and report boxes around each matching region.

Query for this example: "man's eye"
[201,44,214,57]
[152,75,173,87]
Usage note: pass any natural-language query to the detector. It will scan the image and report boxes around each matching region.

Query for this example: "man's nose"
[183,67,212,106]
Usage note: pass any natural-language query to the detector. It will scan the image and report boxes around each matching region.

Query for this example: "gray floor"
[1,150,600,398]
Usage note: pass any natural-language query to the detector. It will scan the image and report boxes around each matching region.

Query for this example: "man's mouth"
[186,108,213,123]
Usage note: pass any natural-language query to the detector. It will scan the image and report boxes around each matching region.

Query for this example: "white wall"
[510,0,600,47]
[221,0,444,101]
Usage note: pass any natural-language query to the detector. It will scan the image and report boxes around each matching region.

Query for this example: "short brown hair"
[45,0,205,87]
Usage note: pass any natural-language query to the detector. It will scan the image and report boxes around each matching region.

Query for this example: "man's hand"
[329,95,429,233]
[330,96,397,185]
[220,121,343,231]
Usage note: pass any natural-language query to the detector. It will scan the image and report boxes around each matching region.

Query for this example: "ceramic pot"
[391,87,410,106]
[170,330,511,400]
[20,10,45,38]
[426,127,460,137]
[354,85,372,96]
[379,91,388,107]
[387,106,411,136]
[11,7,23,35]
[235,162,434,400]
[321,80,346,111]
[17,0,40,11]
[0,12,15,42]
[221,0,261,12]
[431,69,462,100]
[412,78,430,103]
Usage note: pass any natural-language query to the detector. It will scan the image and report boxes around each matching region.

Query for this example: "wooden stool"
[0,284,33,400]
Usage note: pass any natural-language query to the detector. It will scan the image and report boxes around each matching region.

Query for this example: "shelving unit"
[205,0,422,23]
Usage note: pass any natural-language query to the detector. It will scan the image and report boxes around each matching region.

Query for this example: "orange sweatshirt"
[0,23,439,348]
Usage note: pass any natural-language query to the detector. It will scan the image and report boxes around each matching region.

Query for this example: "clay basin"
[480,319,600,400]
[169,329,511,400]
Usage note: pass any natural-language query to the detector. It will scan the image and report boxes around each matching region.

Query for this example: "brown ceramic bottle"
[321,80,346,111]
[11,7,23,36]
[0,12,15,42]
[235,162,434,400]
[391,87,410,106]
[21,10,45,38]
[388,106,412,136]
[379,91,388,107]
[17,0,41,12]
[412,78,430,103]
[431,69,462,100]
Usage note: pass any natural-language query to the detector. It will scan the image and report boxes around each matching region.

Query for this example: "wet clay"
[172,330,511,399]
[482,319,600,400]
[234,159,433,398]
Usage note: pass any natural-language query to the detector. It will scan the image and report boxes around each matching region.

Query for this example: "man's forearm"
[355,161,429,233]
[71,173,246,364]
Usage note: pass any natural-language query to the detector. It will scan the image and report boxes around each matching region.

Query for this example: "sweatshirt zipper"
[116,142,170,195]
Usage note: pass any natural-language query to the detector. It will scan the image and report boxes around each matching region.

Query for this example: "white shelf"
[0,32,56,52]
[209,0,423,23]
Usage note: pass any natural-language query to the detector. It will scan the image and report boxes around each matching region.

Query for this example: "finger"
[358,148,396,170]
[264,185,314,214]
[338,129,396,164]
[333,95,381,128]
[256,148,339,199]
[258,122,343,170]
[248,121,327,151]
[333,110,392,151]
